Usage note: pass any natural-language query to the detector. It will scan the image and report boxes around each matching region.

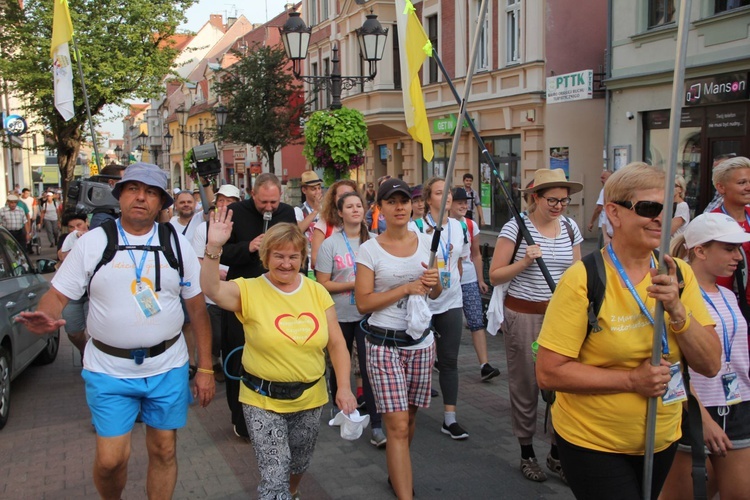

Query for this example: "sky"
[100,0,294,139]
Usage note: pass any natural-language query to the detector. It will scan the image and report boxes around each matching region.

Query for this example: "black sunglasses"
[613,200,664,219]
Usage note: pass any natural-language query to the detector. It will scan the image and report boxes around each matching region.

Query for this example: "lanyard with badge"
[720,204,750,227]
[341,230,358,305]
[427,213,452,289]
[117,220,162,318]
[607,244,687,405]
[701,287,742,404]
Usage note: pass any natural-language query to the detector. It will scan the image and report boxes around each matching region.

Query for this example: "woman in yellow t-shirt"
[536,163,721,499]
[201,215,356,500]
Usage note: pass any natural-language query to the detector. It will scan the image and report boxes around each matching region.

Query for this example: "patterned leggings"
[243,404,323,500]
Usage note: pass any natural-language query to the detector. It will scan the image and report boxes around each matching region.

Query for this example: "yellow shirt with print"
[537,253,714,455]
[234,276,334,413]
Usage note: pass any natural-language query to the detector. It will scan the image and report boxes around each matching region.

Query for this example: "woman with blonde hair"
[670,174,690,237]
[310,179,358,269]
[536,162,720,499]
[201,218,356,499]
[489,168,583,482]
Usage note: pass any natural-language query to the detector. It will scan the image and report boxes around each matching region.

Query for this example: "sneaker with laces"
[441,422,469,440]
[480,363,501,382]
[370,427,387,448]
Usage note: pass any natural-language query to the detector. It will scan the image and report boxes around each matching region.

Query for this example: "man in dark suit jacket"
[220,173,297,436]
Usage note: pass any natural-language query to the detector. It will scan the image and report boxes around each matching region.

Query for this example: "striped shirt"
[499,216,583,302]
[691,285,750,407]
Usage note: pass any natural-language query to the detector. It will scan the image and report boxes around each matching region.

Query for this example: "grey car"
[0,227,58,429]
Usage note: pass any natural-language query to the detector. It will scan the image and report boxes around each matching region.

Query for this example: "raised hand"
[207,207,234,248]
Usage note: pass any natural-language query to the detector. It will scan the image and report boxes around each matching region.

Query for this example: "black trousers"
[8,228,26,247]
[556,432,677,500]
[221,310,249,437]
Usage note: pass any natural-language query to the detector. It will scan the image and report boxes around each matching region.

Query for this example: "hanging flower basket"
[303,107,368,185]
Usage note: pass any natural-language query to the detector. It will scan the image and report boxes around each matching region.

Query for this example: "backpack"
[510,215,574,263]
[414,218,469,245]
[88,219,186,294]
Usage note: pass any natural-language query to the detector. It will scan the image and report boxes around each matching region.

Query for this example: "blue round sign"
[4,114,27,136]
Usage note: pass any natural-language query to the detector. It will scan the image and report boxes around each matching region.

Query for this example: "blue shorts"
[82,363,192,437]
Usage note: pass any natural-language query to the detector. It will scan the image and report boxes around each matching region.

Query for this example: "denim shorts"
[82,363,192,437]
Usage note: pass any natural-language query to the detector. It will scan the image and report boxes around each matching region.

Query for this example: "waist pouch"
[242,370,320,400]
[363,321,430,348]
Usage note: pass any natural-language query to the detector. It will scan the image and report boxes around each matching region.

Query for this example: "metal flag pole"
[643,0,691,498]
[427,0,488,270]
[431,53,556,292]
[71,36,101,168]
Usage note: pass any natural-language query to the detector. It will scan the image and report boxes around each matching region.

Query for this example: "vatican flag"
[395,0,433,162]
[51,0,75,121]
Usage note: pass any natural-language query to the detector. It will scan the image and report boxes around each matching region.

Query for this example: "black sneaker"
[441,422,469,440]
[430,388,440,398]
[481,363,501,382]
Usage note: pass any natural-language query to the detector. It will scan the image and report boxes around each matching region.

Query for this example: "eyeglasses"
[613,200,664,219]
[538,195,572,207]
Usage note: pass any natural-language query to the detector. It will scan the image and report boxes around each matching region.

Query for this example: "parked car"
[0,227,58,429]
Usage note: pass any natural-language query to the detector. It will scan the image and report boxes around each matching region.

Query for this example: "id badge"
[349,290,356,306]
[722,372,742,405]
[440,271,451,289]
[134,287,162,318]
[662,362,688,406]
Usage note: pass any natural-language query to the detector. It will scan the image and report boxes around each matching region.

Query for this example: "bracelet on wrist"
[196,367,214,375]
[205,246,223,260]
[669,311,692,334]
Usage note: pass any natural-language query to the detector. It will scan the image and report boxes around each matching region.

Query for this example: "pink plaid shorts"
[365,340,435,413]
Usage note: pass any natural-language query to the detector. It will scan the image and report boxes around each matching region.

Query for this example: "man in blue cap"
[18,162,215,499]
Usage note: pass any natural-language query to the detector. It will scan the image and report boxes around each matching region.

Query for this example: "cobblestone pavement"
[0,239,598,499]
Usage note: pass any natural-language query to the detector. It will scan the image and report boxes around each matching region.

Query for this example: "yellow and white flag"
[395,0,433,162]
[51,0,74,121]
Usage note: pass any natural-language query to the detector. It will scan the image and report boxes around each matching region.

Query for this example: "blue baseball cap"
[112,162,174,209]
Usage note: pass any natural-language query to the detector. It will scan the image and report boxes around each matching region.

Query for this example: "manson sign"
[546,70,594,104]
[685,72,748,107]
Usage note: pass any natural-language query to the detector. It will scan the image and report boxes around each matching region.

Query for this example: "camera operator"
[89,164,126,229]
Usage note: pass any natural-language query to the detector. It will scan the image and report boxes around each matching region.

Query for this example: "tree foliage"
[214,43,306,171]
[0,0,195,197]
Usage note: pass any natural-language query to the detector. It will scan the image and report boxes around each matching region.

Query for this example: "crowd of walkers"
[16,155,750,500]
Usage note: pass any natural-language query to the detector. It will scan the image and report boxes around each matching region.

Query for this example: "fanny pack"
[241,370,320,400]
[362,321,431,348]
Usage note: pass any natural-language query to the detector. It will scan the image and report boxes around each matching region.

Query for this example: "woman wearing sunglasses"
[489,168,583,483]
[661,213,750,500]
[535,162,721,499]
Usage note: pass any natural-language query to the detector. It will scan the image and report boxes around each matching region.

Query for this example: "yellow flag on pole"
[395,0,433,162]
[51,0,75,121]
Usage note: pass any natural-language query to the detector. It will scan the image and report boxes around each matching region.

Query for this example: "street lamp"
[137,131,148,151]
[215,105,228,135]
[164,130,173,153]
[114,145,122,164]
[280,9,388,110]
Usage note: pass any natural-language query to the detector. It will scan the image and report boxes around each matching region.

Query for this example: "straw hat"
[521,169,583,195]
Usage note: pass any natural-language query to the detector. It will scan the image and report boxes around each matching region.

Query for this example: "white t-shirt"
[357,233,435,349]
[169,212,204,243]
[499,216,583,302]
[52,223,201,378]
[191,220,228,306]
[672,201,690,237]
[596,188,607,227]
[60,231,81,254]
[407,217,466,313]
[41,200,59,221]
[459,218,480,285]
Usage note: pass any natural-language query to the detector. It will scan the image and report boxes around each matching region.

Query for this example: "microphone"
[263,211,272,233]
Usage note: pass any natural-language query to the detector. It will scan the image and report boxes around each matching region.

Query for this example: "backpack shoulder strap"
[414,218,424,233]
[561,216,574,245]
[460,220,468,245]
[584,250,606,336]
[325,223,334,238]
[465,218,474,244]
[88,219,120,294]
[510,217,525,264]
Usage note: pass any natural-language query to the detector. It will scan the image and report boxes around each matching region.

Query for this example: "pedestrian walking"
[670,175,690,238]
[18,162,215,500]
[488,168,583,482]
[316,191,386,447]
[535,162,721,499]
[309,179,358,270]
[39,190,61,247]
[355,178,442,499]
[201,216,356,500]
[0,194,30,246]
[295,170,324,274]
[661,213,750,500]
[220,173,297,437]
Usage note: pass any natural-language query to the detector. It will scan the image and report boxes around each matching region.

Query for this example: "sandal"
[188,365,197,380]
[520,457,547,482]
[546,454,568,484]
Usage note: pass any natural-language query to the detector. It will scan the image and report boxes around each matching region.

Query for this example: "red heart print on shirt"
[274,312,320,345]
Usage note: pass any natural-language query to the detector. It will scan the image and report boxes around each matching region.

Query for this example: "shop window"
[422,140,451,180]
[714,0,750,13]
[480,135,522,231]
[506,0,521,64]
[648,0,675,28]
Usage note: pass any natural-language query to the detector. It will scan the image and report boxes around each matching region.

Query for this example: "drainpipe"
[604,0,613,171]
